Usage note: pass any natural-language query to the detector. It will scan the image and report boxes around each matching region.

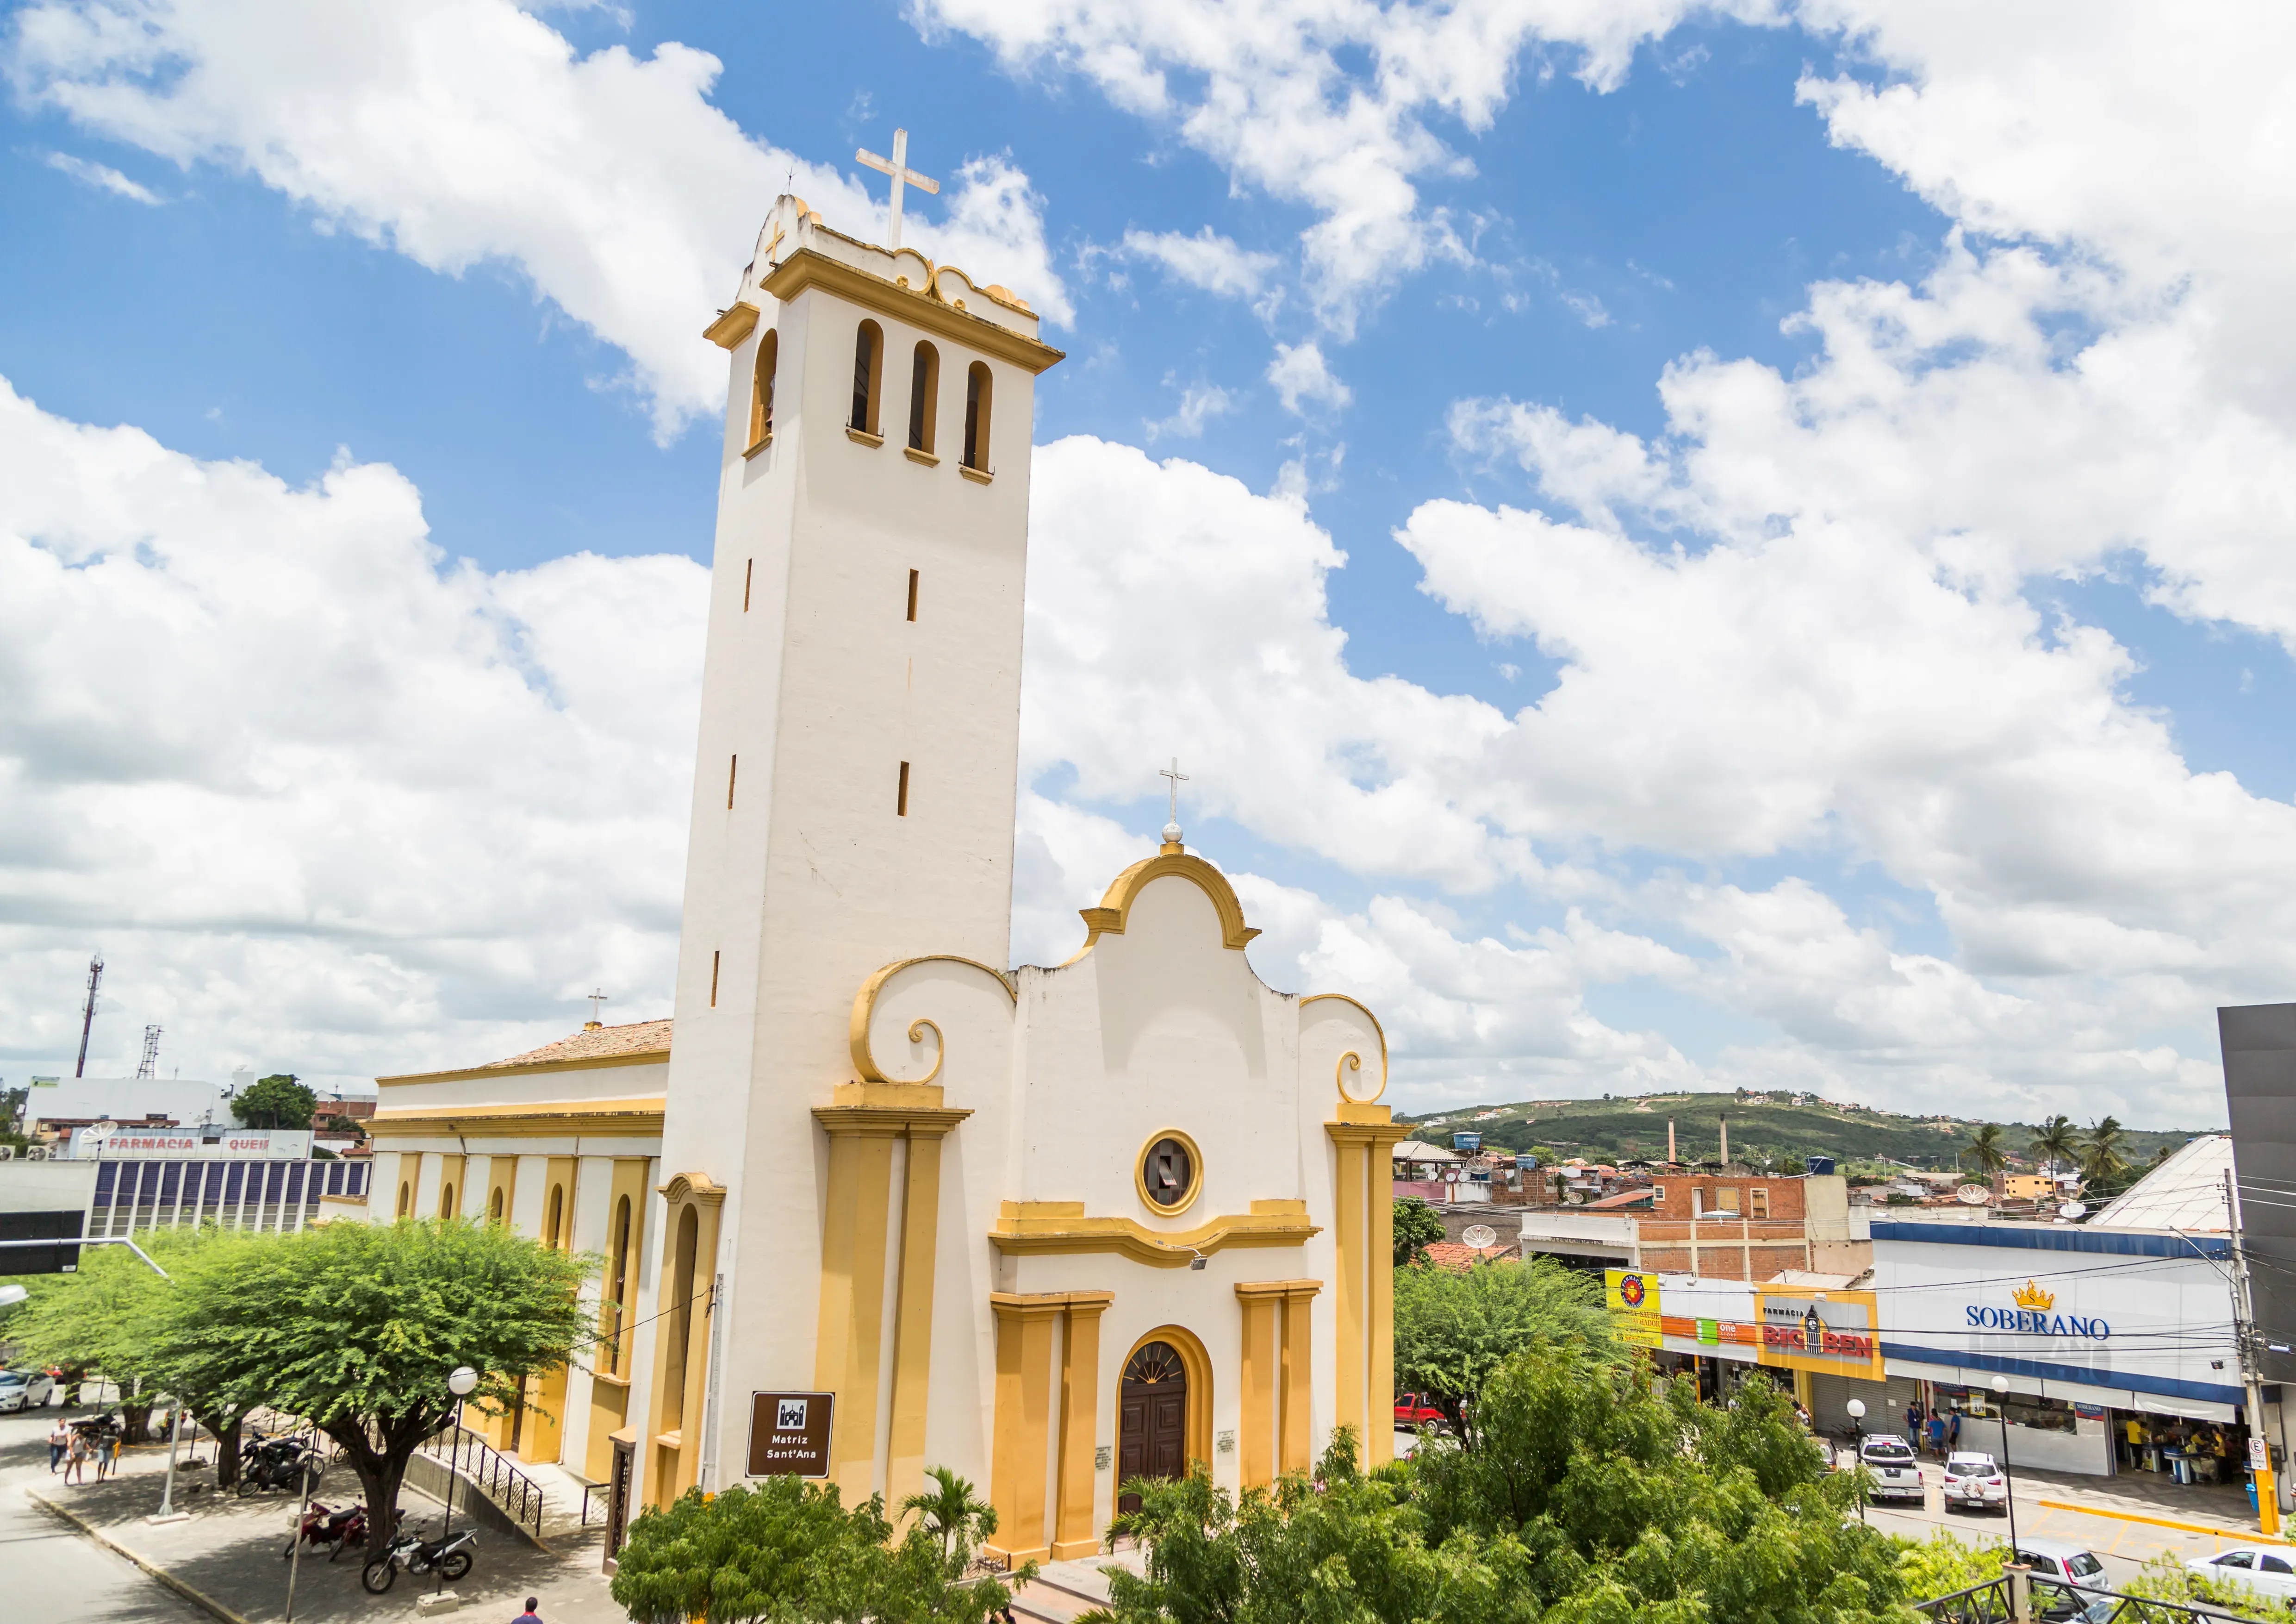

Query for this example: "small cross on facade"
[1158,757,1189,850]
[854,128,940,253]
[586,988,610,1026]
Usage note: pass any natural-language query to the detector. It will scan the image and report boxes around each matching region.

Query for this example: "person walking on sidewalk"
[63,1426,90,1486]
[47,1418,68,1473]
[513,1599,544,1624]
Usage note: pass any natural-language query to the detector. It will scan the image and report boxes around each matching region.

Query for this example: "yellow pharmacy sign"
[1605,1268,1661,1348]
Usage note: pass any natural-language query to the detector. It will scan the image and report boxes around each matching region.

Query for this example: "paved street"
[0,1405,210,1624]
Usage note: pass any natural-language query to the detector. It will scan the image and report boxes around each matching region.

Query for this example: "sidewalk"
[12,1418,627,1624]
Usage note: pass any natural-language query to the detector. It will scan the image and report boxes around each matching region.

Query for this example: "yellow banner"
[1605,1268,1662,1348]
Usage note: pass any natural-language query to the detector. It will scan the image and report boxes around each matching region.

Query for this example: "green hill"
[1395,1090,2207,1175]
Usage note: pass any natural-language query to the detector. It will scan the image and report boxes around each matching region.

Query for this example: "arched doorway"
[1118,1340,1189,1514]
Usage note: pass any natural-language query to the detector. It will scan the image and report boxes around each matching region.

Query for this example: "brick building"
[1516,1171,1869,1281]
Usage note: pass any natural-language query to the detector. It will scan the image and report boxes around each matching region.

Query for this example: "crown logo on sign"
[2012,1280,2056,1312]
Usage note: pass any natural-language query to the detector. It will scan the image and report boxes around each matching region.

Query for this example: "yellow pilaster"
[1052,1292,1114,1560]
[1327,1107,1407,1467]
[886,1124,956,1511]
[1234,1285,1280,1489]
[1279,1281,1320,1474]
[988,1294,1062,1565]
[813,1098,971,1508]
[1330,1138,1366,1460]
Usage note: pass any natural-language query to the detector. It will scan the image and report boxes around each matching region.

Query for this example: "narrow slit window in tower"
[906,569,919,622]
[897,760,911,817]
[709,950,720,1007]
[727,754,737,809]
[743,558,753,612]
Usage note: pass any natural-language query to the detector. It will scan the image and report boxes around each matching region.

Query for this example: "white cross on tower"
[854,128,940,253]
[586,988,610,1025]
[1158,757,1189,849]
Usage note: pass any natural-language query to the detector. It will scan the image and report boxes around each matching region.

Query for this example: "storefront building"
[1853,1220,2276,1495]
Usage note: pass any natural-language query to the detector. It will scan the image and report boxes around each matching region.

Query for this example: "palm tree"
[2079,1117,2130,1189]
[2030,1114,2079,1174]
[898,1465,997,1569]
[1961,1123,2010,1182]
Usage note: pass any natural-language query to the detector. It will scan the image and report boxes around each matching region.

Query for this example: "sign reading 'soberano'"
[1965,1280,2109,1340]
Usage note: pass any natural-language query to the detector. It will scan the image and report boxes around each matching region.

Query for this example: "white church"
[361,175,1404,1566]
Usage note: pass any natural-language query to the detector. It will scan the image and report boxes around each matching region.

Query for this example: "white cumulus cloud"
[1266,339,1351,415]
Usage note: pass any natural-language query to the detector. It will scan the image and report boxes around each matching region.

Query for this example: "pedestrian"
[1906,1401,1922,1438]
[64,1426,90,1486]
[513,1599,544,1624]
[48,1418,68,1474]
[1927,1412,1947,1458]
[1948,1410,1962,1451]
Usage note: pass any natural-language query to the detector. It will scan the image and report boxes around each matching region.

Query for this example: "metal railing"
[418,1422,546,1540]
[1916,1573,2234,1624]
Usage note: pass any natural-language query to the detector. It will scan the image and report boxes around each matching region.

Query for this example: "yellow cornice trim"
[812,1103,973,1139]
[1234,1279,1323,1299]
[849,956,1016,1086]
[762,249,1066,375]
[366,1099,666,1138]
[1301,993,1388,1104]
[1325,1114,1410,1151]
[375,1049,668,1089]
[703,303,760,349]
[1071,852,1261,960]
[989,1199,1318,1269]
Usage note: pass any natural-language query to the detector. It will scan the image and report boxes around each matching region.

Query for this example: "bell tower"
[639,193,1063,1507]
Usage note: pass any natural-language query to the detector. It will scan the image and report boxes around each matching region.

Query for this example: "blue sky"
[5,0,2293,1129]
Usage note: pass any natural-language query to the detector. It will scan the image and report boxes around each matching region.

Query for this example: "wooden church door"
[1118,1341,1189,1514]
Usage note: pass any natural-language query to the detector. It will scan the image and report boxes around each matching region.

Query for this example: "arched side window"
[604,1195,633,1375]
[963,361,993,472]
[545,1185,566,1249]
[489,1188,505,1223]
[397,1181,411,1218]
[747,329,778,452]
[850,321,884,438]
[908,341,939,456]
[440,1181,457,1219]
[661,1206,700,1432]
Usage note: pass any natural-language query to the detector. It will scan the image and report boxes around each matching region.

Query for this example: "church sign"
[747,1391,834,1478]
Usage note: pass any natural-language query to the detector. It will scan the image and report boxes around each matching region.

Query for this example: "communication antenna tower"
[136,1024,163,1079]
[74,953,104,1078]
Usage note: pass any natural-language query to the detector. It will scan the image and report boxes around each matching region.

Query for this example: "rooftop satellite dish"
[2059,1199,2087,1220]
[1461,1224,1499,1249]
[84,1122,118,1140]
[1956,1184,1989,1205]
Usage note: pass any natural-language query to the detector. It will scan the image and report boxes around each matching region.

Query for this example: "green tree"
[613,1476,1027,1624]
[2079,1116,2131,1189]
[1091,1349,1909,1624]
[1392,1255,1620,1440]
[1393,1198,1446,1267]
[231,1074,316,1130]
[2029,1113,2079,1171]
[1960,1123,2009,1181]
[896,1464,997,1569]
[148,1218,590,1543]
[5,1227,251,1472]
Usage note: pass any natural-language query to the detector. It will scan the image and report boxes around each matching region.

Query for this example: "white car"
[2190,1546,2296,1605]
[0,1369,55,1412]
[1942,1450,2008,1513]
[1858,1434,1926,1503]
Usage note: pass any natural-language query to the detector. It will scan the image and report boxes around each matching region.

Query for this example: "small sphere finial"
[1161,820,1183,852]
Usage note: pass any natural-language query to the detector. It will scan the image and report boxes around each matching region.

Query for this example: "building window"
[908,341,939,454]
[605,1194,633,1375]
[850,321,884,437]
[906,568,919,622]
[661,1205,699,1432]
[397,1181,411,1218]
[1135,1129,1204,1216]
[1750,1187,1769,1219]
[747,329,777,451]
[1716,1187,1742,1215]
[963,361,992,470]
[545,1185,565,1249]
[489,1188,505,1223]
[439,1181,457,1220]
[896,760,910,816]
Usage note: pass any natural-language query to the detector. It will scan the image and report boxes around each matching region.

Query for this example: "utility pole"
[2227,1167,2283,1537]
[74,954,104,1078]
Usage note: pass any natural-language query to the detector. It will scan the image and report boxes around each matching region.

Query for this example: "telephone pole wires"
[2227,1167,2282,1537]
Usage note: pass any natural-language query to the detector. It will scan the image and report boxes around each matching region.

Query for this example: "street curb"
[2034,1497,2287,1546]
[25,1487,254,1624]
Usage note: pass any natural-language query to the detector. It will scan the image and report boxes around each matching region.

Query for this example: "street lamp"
[435,1366,478,1596]
[1846,1398,1867,1521]
[1992,1375,2020,1550]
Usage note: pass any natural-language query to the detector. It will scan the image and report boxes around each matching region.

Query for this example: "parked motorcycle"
[360,1524,476,1593]
[237,1435,324,1497]
[281,1500,367,1560]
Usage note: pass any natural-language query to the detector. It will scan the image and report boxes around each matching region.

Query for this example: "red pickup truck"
[1394,1393,1450,1432]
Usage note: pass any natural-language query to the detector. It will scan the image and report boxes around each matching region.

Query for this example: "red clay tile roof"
[486,1019,673,1068]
